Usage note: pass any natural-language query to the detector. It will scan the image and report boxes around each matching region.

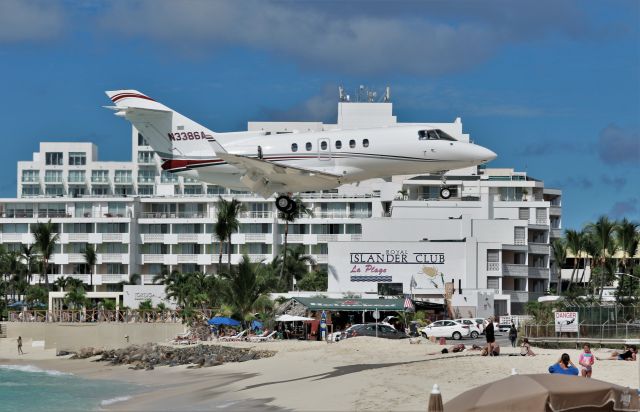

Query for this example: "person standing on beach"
[17,336,23,355]
[508,323,517,348]
[578,343,595,378]
[485,317,495,355]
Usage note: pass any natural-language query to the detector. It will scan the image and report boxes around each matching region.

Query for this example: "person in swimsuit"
[598,345,637,361]
[578,343,595,377]
[520,338,536,356]
[17,336,23,355]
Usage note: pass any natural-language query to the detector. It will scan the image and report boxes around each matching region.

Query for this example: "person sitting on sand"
[520,338,536,356]
[549,353,579,375]
[428,344,466,355]
[598,345,637,361]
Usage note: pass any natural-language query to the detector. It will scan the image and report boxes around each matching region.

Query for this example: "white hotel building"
[5,94,562,315]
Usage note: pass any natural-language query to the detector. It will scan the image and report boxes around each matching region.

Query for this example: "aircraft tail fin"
[104,90,219,162]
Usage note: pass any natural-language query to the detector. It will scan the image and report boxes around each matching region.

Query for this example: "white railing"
[177,233,199,242]
[67,253,85,263]
[177,254,198,263]
[245,233,268,242]
[315,255,328,263]
[239,211,273,219]
[317,234,338,242]
[248,254,269,262]
[140,212,207,219]
[528,243,549,254]
[68,233,90,242]
[142,254,164,263]
[487,262,500,271]
[514,238,526,245]
[102,233,124,242]
[102,274,126,283]
[282,234,303,242]
[141,233,166,243]
[100,253,124,263]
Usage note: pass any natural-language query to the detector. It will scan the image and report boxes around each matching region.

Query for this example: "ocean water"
[0,364,141,411]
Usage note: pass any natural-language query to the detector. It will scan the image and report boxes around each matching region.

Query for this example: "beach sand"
[1,337,638,411]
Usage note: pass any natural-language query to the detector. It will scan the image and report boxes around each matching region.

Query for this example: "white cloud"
[97,0,592,76]
[0,0,65,43]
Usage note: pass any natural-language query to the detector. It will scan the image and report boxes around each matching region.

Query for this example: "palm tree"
[551,239,567,294]
[2,251,24,302]
[614,218,639,300]
[152,265,172,285]
[580,235,599,289]
[587,216,617,300]
[564,229,584,293]
[278,198,313,286]
[20,244,36,284]
[25,285,48,308]
[214,197,243,273]
[66,277,85,291]
[64,286,87,310]
[54,276,69,292]
[32,220,60,290]
[219,255,271,326]
[274,244,316,291]
[83,245,97,291]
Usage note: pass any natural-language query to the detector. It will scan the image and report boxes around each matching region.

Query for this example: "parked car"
[454,318,483,339]
[344,323,409,339]
[420,320,471,340]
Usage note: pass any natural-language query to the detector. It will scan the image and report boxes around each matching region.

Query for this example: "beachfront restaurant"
[277,297,409,339]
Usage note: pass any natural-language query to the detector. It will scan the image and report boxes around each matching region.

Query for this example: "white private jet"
[104,90,496,213]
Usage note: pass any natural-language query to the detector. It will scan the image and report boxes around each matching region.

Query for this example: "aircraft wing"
[215,152,342,198]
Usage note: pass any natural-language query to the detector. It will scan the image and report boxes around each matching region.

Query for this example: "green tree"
[33,220,60,290]
[551,238,567,294]
[297,269,328,291]
[215,197,243,273]
[64,286,87,310]
[25,285,48,308]
[219,255,272,325]
[101,298,116,311]
[278,198,313,286]
[20,244,37,284]
[580,235,600,293]
[564,229,584,293]
[83,245,97,291]
[587,216,618,300]
[138,299,153,311]
[614,218,639,290]
[54,276,69,292]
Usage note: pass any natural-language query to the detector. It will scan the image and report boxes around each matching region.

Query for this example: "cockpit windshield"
[418,129,457,141]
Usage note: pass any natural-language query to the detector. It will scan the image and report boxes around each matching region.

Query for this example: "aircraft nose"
[474,145,497,163]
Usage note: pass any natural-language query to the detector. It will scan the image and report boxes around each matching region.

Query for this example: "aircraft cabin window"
[363,139,369,148]
[335,140,342,149]
[320,141,327,150]
[306,142,312,151]
[349,139,356,149]
[291,143,298,152]
[435,129,457,141]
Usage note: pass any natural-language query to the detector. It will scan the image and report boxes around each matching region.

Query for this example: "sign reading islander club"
[328,242,467,294]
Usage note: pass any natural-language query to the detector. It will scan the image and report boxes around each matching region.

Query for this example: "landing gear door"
[317,138,332,163]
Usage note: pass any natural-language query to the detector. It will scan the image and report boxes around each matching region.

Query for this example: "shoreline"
[2,338,639,411]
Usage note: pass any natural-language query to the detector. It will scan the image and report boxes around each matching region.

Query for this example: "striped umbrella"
[404,297,415,312]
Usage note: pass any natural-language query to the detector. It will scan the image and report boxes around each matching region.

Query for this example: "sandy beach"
[1,337,638,411]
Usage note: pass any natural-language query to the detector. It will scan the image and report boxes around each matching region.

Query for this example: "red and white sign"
[554,311,578,333]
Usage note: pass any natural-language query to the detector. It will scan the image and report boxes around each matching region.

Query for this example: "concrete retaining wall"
[1,322,186,351]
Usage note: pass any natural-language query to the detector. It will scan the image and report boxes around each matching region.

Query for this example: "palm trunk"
[567,259,577,294]
[578,256,588,285]
[599,258,605,301]
[279,221,289,288]
[218,240,223,269]
[43,258,49,290]
[227,237,232,273]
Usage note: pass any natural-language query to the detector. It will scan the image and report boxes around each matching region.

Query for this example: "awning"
[292,297,406,312]
[275,314,314,322]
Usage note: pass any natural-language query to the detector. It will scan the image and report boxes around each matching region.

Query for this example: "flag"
[410,275,417,289]
[404,297,415,312]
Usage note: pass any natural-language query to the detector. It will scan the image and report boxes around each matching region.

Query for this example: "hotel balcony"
[528,243,549,254]
[137,176,156,184]
[44,176,63,183]
[141,254,165,264]
[502,264,529,277]
[505,290,544,303]
[21,177,40,184]
[0,233,32,243]
[239,211,273,219]
[486,261,501,272]
[244,233,270,242]
[114,176,133,184]
[140,233,168,243]
[100,274,128,283]
[528,267,550,278]
[279,233,362,244]
[101,233,127,243]
[139,212,208,219]
[550,228,563,238]
[91,176,110,184]
[550,206,561,216]
[98,253,129,264]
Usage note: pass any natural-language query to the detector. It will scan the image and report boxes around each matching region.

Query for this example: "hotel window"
[67,242,88,253]
[106,263,126,274]
[514,227,526,245]
[206,185,226,195]
[45,170,63,183]
[138,133,149,146]
[138,151,154,164]
[69,187,85,197]
[97,222,128,233]
[349,139,355,148]
[486,250,500,271]
[335,140,342,149]
[2,223,28,233]
[138,186,154,196]
[68,170,85,183]
[45,186,64,196]
[45,152,63,165]
[183,186,202,195]
[91,170,109,183]
[107,202,126,217]
[142,243,168,254]
[514,278,526,291]
[140,224,169,234]
[21,186,40,197]
[291,143,298,152]
[99,243,128,253]
[320,141,327,150]
[91,187,109,196]
[69,152,86,166]
[137,169,156,184]
[22,170,39,182]
[305,142,312,151]
[487,277,499,289]
[114,170,132,183]
[363,139,369,148]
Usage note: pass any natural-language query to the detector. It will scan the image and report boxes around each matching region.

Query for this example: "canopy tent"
[290,297,407,312]
[208,316,241,326]
[275,314,314,322]
[251,320,263,330]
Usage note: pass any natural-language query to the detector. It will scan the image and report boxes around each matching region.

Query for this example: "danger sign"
[555,312,578,333]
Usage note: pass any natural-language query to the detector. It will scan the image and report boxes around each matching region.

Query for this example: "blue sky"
[0,0,638,230]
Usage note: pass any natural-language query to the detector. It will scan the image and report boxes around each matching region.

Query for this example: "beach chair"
[249,330,277,342]
[219,329,247,342]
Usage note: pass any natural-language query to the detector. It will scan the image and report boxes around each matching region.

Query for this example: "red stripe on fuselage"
[111,93,156,103]
[161,158,225,170]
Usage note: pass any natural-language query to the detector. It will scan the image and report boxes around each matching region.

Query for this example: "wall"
[2,322,185,351]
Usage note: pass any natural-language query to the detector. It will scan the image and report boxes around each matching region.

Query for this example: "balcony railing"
[44,176,63,183]
[137,176,156,184]
[139,212,207,219]
[142,254,165,264]
[21,176,40,183]
[68,176,86,183]
[528,267,550,278]
[528,243,549,254]
[239,211,273,219]
[91,176,110,183]
[487,262,500,271]
[141,233,167,243]
[245,233,268,242]
[114,176,133,184]
[502,264,529,277]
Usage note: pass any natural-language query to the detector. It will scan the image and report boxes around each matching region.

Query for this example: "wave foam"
[100,396,132,406]
[0,364,72,376]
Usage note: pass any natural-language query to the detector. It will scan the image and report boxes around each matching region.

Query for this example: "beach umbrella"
[428,384,443,412]
[444,374,639,412]
[251,320,263,330]
[8,301,27,308]
[207,316,241,326]
[275,314,314,322]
